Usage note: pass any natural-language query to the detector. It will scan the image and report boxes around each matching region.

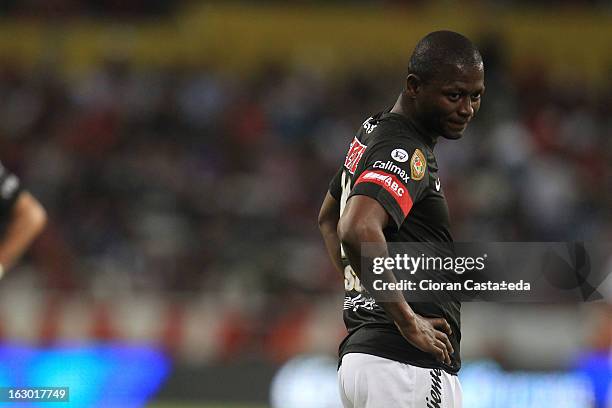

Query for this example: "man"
[0,161,47,279]
[318,31,485,407]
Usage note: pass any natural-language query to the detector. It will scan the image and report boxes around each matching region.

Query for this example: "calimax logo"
[373,160,410,183]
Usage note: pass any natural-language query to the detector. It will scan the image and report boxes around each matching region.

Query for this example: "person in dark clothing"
[318,30,485,407]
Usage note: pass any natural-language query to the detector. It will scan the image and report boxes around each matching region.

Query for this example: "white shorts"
[338,353,462,408]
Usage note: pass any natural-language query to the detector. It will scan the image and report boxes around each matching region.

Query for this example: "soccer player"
[318,31,485,407]
[0,161,47,279]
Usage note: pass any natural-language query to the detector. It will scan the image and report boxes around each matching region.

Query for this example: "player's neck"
[390,94,438,146]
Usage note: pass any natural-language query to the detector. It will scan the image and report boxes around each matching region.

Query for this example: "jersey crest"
[410,149,426,181]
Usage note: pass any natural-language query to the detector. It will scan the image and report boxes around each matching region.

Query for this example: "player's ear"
[405,74,422,98]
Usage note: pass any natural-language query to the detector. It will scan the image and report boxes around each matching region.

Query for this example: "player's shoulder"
[0,160,12,179]
[365,126,428,164]
[361,114,426,150]
[351,112,429,170]
[353,114,429,181]
[354,113,408,141]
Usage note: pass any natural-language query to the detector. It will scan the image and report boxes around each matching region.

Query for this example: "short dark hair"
[408,31,483,82]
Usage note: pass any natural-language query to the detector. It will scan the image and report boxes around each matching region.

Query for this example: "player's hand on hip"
[396,315,453,365]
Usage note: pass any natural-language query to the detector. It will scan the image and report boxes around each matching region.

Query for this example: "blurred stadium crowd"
[1,33,610,295]
[0,5,609,408]
[0,21,608,384]
[0,3,609,406]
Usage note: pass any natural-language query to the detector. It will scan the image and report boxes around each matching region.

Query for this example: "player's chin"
[441,121,468,140]
[440,127,464,140]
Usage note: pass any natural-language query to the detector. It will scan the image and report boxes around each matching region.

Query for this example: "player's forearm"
[0,192,47,271]
[319,222,343,275]
[318,192,343,274]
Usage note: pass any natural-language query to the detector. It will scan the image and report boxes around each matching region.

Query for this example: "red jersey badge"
[344,137,367,175]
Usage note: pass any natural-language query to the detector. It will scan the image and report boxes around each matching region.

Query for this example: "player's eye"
[470,93,481,102]
[447,93,461,102]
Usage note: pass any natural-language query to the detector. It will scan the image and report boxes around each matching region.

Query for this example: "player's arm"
[338,195,453,365]
[0,191,47,278]
[317,191,343,275]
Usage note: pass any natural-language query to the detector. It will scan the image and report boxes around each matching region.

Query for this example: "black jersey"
[330,111,461,374]
[0,162,22,216]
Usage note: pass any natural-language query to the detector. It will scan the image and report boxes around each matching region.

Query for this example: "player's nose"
[457,98,474,119]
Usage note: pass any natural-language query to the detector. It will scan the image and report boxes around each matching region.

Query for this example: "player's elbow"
[317,209,337,234]
[317,209,328,230]
[29,200,47,236]
[317,193,339,233]
[18,192,47,236]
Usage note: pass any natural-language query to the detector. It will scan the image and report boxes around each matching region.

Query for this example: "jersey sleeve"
[328,166,343,201]
[0,162,23,216]
[348,141,428,230]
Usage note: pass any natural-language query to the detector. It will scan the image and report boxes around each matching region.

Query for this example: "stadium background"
[0,1,610,407]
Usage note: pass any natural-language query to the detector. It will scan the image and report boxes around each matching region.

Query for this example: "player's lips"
[447,120,468,130]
